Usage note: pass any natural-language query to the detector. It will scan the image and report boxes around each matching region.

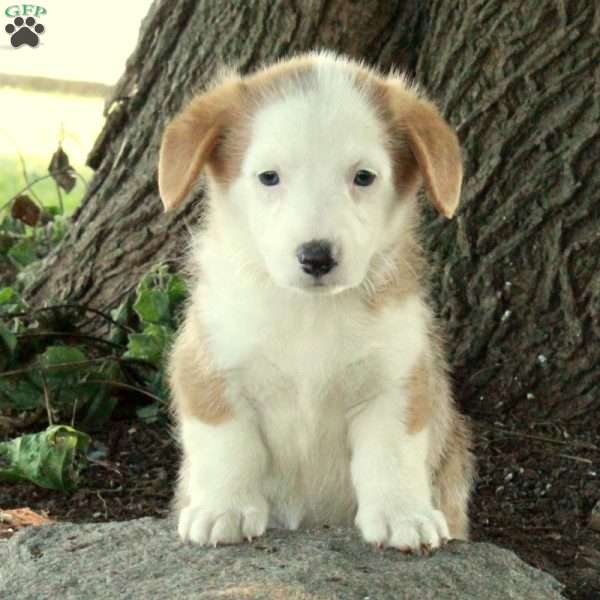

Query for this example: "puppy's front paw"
[356,503,450,554]
[178,495,269,546]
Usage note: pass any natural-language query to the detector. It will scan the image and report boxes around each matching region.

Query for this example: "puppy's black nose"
[296,240,336,277]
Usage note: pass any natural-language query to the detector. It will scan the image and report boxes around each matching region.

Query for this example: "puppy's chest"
[239,335,376,527]
[238,303,377,414]
[204,290,425,525]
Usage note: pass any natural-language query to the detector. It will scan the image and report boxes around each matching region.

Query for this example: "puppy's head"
[159,53,462,294]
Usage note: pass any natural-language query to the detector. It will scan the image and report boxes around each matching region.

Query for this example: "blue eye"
[258,171,280,186]
[353,169,376,186]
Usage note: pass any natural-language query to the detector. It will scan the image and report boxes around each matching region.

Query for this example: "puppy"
[158,51,474,553]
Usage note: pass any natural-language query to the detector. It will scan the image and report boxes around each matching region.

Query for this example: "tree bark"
[26,0,599,420]
[417,0,600,420]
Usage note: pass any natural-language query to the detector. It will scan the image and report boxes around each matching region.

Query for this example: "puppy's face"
[159,54,462,294]
[231,86,397,294]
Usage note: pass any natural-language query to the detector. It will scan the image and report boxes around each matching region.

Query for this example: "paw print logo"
[5,16,45,48]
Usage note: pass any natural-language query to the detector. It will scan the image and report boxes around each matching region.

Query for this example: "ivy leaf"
[133,289,170,325]
[0,378,41,411]
[0,321,16,354]
[41,345,87,372]
[109,300,130,345]
[79,361,122,429]
[7,239,37,267]
[0,322,17,370]
[147,369,169,402]
[39,346,88,403]
[0,287,25,317]
[167,274,187,308]
[0,287,18,305]
[0,425,90,491]
[124,324,171,365]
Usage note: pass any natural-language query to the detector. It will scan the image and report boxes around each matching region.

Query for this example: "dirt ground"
[1,415,599,599]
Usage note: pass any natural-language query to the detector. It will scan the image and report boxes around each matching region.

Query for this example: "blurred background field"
[0,84,105,214]
[0,0,152,215]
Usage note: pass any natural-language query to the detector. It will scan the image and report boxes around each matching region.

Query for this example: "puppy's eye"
[258,171,280,186]
[353,169,376,187]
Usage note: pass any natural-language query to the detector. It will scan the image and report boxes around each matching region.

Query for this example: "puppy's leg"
[170,319,269,546]
[350,394,448,553]
[177,413,270,546]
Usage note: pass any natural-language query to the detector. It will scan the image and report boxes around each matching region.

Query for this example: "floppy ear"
[158,78,240,211]
[387,85,463,218]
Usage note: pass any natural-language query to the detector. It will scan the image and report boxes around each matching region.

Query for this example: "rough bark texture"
[417,0,600,419]
[26,0,599,419]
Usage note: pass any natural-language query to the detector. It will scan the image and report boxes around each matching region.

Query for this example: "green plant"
[0,425,90,491]
[0,150,188,490]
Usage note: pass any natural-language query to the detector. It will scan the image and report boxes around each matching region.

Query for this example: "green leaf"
[148,368,169,402]
[109,302,129,345]
[0,321,16,354]
[0,287,17,305]
[167,274,187,308]
[0,320,17,370]
[7,238,37,267]
[110,301,130,325]
[133,289,170,324]
[124,324,171,365]
[41,345,87,373]
[0,377,42,411]
[39,346,89,406]
[49,217,67,244]
[136,402,160,423]
[0,425,90,490]
[79,361,121,428]
[0,216,25,235]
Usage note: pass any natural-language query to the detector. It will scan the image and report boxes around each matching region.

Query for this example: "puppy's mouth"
[287,275,350,296]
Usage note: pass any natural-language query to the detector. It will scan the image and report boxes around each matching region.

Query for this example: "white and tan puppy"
[159,52,474,554]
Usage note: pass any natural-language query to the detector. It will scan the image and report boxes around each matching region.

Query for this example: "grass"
[0,86,105,215]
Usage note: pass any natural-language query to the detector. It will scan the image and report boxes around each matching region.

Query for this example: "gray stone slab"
[0,518,564,599]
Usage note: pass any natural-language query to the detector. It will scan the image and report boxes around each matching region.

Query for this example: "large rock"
[0,518,564,599]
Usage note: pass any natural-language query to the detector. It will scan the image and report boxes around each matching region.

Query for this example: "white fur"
[173,54,458,551]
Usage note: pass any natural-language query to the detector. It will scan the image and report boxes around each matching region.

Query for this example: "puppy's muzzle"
[296,239,337,278]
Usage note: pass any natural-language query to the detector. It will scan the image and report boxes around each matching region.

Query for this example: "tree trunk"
[417,0,600,420]
[26,0,599,420]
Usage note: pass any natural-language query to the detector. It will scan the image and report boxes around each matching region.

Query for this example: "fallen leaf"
[48,146,76,193]
[0,507,54,539]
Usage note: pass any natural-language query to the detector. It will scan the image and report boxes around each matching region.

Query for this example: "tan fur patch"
[244,55,315,94]
[168,310,232,425]
[159,58,317,210]
[406,359,433,434]
[159,76,245,210]
[436,414,475,539]
[210,59,316,188]
[368,78,462,217]
[363,237,424,310]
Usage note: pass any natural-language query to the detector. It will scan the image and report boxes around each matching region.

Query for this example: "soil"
[1,414,599,600]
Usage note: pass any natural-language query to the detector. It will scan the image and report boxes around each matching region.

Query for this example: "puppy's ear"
[158,77,241,211]
[386,83,463,218]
